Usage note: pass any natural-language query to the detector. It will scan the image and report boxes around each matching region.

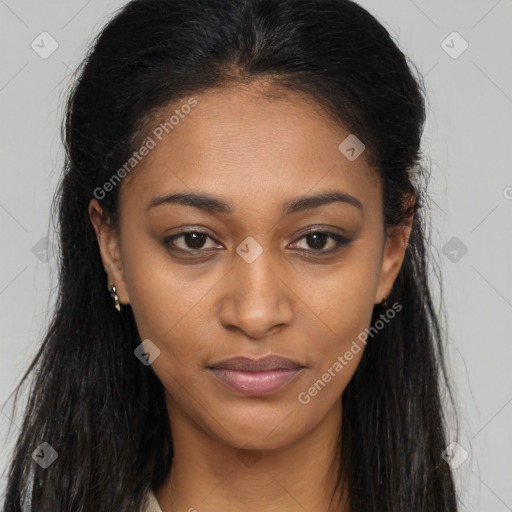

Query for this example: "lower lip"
[208,368,304,396]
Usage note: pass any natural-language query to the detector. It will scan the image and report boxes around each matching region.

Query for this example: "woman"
[1,0,458,510]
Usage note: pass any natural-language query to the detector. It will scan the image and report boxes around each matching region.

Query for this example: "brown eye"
[163,231,220,252]
[290,231,351,254]
[304,232,330,250]
[163,229,351,257]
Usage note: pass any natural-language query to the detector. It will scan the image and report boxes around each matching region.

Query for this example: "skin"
[89,82,412,512]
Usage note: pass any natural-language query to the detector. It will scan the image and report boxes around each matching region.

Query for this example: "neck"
[155,393,348,512]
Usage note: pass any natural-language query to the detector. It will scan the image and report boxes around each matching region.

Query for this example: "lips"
[208,355,304,372]
[207,355,306,396]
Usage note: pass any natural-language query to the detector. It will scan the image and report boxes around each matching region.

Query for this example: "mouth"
[206,355,306,396]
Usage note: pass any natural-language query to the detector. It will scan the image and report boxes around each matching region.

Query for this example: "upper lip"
[207,355,305,372]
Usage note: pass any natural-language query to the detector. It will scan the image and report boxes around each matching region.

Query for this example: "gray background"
[1,1,511,510]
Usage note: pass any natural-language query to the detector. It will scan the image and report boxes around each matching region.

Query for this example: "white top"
[145,489,163,512]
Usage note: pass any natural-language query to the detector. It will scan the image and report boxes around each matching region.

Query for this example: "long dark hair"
[1,0,458,510]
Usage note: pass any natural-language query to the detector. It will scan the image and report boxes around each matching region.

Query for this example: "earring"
[108,283,121,312]
[379,295,389,309]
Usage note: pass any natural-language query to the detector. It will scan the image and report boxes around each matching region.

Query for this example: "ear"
[374,197,415,305]
[88,198,130,305]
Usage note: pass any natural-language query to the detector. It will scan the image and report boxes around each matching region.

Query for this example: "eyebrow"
[146,190,363,216]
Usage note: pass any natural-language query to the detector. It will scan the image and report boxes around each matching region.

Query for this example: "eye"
[289,230,351,254]
[163,228,351,256]
[163,231,221,253]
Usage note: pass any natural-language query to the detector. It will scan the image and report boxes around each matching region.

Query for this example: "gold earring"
[379,295,389,309]
[108,283,121,312]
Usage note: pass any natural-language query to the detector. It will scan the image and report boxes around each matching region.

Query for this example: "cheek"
[119,225,216,346]
[299,248,380,342]
[292,249,380,396]
[294,287,372,413]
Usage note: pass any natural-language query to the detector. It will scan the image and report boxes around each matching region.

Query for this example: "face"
[89,83,410,451]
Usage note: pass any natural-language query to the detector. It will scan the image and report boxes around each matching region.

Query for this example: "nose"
[218,246,294,340]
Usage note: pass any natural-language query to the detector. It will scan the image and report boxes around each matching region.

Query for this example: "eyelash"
[162,229,351,256]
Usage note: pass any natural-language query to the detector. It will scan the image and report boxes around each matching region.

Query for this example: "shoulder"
[143,488,163,512]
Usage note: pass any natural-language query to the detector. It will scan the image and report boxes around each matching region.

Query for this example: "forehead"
[119,83,381,219]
